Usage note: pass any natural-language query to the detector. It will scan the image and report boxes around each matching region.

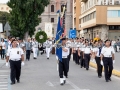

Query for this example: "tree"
[7,0,50,39]
[0,11,10,27]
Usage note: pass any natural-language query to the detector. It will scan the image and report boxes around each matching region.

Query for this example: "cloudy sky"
[0,0,9,3]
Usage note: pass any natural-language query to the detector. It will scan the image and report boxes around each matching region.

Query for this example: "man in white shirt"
[101,39,115,82]
[59,38,69,85]
[32,39,39,59]
[6,39,24,85]
[45,38,52,59]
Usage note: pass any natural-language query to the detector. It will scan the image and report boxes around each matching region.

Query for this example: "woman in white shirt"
[0,39,6,60]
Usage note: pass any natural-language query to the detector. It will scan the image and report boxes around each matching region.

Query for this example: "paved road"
[4,54,119,90]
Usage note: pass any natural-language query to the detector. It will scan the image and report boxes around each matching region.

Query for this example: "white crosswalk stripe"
[0,69,9,90]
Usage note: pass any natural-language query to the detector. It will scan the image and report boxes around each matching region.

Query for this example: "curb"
[90,62,120,77]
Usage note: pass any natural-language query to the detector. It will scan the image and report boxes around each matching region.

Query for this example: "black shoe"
[47,58,49,59]
[66,76,68,78]
[109,78,111,81]
[81,66,82,68]
[86,68,89,70]
[98,76,102,78]
[17,80,20,83]
[106,80,109,82]
[60,83,64,85]
[11,82,15,85]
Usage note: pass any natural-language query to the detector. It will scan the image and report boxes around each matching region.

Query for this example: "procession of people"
[0,35,115,85]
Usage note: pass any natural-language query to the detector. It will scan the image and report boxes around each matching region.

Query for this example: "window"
[118,10,120,17]
[112,10,118,17]
[107,11,112,17]
[107,10,119,17]
[6,7,8,10]
[109,25,120,30]
[1,7,3,10]
[51,5,54,12]
[51,18,54,23]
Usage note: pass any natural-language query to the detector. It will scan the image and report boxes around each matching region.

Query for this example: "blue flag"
[56,16,63,62]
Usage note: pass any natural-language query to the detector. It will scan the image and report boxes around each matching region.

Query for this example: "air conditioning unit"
[115,1,120,5]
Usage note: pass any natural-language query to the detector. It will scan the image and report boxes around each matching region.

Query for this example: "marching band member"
[45,38,52,59]
[101,39,115,82]
[83,40,92,70]
[93,40,103,78]
[32,39,39,59]
[6,39,25,85]
[80,40,86,68]
[59,38,69,85]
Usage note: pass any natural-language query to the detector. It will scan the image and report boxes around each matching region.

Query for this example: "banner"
[45,23,53,38]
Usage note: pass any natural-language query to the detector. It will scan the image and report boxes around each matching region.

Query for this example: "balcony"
[81,0,88,2]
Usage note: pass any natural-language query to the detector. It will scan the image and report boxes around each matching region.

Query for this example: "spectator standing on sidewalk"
[0,39,6,60]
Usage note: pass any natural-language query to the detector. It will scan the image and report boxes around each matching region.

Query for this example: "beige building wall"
[0,3,11,13]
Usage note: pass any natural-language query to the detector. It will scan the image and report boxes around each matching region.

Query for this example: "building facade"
[0,3,11,13]
[36,0,73,38]
[74,0,120,40]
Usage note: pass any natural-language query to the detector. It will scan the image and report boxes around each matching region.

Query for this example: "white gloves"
[113,60,115,64]
[6,62,9,67]
[21,61,25,66]
[101,60,103,66]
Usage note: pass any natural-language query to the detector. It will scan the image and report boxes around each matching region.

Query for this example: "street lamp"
[4,22,11,37]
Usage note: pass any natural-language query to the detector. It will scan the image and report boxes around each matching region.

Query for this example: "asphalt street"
[6,53,120,90]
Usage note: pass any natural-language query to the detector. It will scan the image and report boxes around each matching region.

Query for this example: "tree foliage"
[7,0,50,39]
[0,11,10,26]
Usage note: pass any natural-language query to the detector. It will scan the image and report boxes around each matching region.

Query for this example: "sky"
[0,0,9,3]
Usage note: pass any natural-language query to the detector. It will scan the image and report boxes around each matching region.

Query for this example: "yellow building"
[74,0,120,40]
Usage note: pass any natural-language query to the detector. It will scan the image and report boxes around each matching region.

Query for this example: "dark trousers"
[80,51,85,68]
[59,58,68,78]
[73,52,76,61]
[75,51,80,65]
[103,57,113,81]
[26,50,31,60]
[1,49,5,59]
[9,60,21,82]
[84,54,90,69]
[95,57,103,76]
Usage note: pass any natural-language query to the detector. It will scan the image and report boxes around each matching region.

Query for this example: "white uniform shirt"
[83,46,92,54]
[0,42,6,49]
[101,46,115,57]
[81,44,85,51]
[62,47,69,58]
[32,41,38,48]
[7,48,24,60]
[93,47,100,57]
[45,40,52,48]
